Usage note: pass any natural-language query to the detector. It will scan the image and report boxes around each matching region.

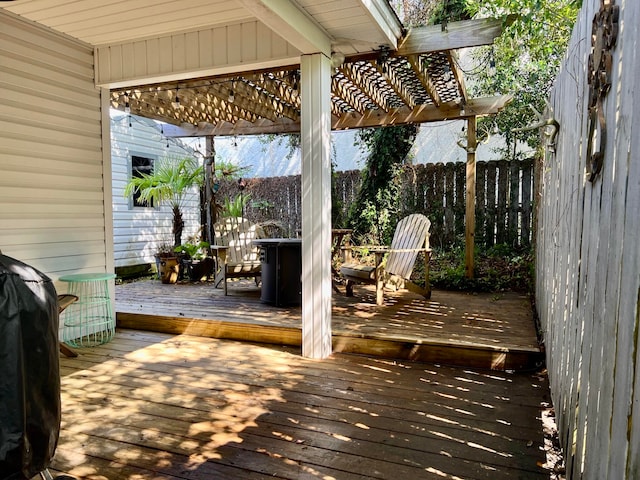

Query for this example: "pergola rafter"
[338,62,391,112]
[331,75,367,114]
[371,60,415,108]
[407,54,442,107]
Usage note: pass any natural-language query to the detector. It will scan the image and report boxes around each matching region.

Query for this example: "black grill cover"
[0,254,60,480]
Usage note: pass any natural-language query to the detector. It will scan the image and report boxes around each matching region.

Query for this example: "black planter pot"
[184,257,214,282]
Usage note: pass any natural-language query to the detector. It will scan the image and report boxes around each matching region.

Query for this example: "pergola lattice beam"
[397,15,515,55]
[338,63,390,112]
[331,76,366,114]
[164,95,512,137]
[371,60,414,108]
[407,55,442,106]
[446,51,468,103]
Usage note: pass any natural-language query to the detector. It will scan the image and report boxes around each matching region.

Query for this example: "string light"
[171,89,181,109]
[228,82,235,103]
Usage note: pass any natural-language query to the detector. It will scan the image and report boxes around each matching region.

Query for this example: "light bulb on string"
[171,94,181,109]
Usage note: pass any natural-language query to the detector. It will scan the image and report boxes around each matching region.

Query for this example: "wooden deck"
[114,279,543,371]
[50,330,555,479]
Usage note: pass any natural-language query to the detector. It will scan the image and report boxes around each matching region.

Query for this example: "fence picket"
[508,161,520,246]
[444,163,455,245]
[486,161,497,247]
[496,160,509,244]
[475,161,487,246]
[521,159,533,246]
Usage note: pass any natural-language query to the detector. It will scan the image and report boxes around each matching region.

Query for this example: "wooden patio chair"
[211,217,265,295]
[340,214,432,305]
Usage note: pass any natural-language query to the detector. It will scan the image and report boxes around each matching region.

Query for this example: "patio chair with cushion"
[211,217,265,295]
[340,213,432,305]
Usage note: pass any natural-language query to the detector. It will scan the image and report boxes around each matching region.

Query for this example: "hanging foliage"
[347,125,418,245]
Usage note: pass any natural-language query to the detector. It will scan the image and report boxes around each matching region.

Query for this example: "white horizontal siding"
[111,112,201,268]
[95,21,300,88]
[0,10,109,294]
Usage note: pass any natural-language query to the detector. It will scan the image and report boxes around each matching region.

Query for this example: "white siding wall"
[111,112,201,268]
[0,10,108,293]
[95,21,300,88]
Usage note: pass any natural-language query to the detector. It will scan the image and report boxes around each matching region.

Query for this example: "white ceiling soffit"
[0,0,402,55]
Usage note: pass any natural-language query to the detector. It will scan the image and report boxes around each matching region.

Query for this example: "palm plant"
[124,156,203,247]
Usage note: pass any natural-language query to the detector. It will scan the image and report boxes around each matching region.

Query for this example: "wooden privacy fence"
[535,1,640,478]
[216,159,534,249]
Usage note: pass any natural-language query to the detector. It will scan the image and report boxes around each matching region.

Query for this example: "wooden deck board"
[51,330,553,480]
[113,279,542,370]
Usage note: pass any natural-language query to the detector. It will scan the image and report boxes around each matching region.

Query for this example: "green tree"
[124,156,203,247]
[393,0,580,156]
[466,0,581,155]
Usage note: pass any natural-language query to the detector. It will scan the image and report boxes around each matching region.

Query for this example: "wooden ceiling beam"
[446,51,468,103]
[164,95,512,137]
[332,95,512,130]
[371,60,413,108]
[338,63,389,112]
[407,55,441,106]
[164,117,302,137]
[397,15,515,56]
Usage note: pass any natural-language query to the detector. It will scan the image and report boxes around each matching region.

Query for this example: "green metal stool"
[59,273,117,347]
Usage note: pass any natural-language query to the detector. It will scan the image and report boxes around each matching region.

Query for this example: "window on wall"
[131,155,154,208]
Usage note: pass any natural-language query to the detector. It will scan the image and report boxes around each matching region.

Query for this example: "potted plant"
[124,156,203,284]
[152,242,180,284]
[174,240,213,281]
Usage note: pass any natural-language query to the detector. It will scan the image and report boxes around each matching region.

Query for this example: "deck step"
[116,313,543,371]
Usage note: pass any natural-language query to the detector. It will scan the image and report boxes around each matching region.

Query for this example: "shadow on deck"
[115,279,543,371]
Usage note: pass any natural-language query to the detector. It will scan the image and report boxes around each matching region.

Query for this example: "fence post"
[465,116,477,278]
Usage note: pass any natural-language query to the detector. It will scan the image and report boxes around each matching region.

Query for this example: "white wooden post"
[300,53,332,359]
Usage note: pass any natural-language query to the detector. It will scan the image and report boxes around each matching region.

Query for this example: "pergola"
[1,0,511,359]
[109,17,511,137]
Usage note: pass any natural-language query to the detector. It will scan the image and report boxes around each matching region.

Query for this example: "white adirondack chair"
[211,217,265,295]
[340,214,432,305]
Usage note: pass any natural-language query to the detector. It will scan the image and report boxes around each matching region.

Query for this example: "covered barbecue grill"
[0,253,61,480]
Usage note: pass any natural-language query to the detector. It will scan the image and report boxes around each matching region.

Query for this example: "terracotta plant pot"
[158,256,180,284]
